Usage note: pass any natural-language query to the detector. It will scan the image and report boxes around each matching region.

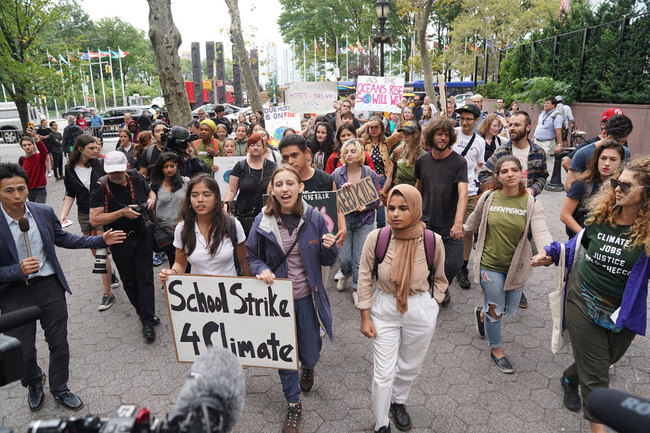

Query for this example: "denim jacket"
[544,229,650,336]
[246,202,339,340]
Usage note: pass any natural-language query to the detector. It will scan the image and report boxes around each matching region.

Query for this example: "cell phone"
[27,122,34,128]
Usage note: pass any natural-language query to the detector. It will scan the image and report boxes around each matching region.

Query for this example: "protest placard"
[165,274,298,369]
[213,156,245,200]
[286,82,339,115]
[264,191,339,233]
[355,76,404,113]
[263,105,302,147]
[336,176,379,215]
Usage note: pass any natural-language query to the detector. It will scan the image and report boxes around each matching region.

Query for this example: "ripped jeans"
[479,268,523,348]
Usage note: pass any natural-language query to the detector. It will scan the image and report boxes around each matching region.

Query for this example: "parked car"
[101,106,156,130]
[191,103,244,119]
[0,102,43,144]
[453,93,473,107]
[62,106,94,120]
[225,106,252,124]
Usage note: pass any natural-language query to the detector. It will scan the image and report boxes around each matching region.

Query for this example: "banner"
[337,176,379,215]
[165,274,298,369]
[213,156,245,200]
[264,191,339,233]
[263,105,302,147]
[355,76,404,113]
[286,82,339,115]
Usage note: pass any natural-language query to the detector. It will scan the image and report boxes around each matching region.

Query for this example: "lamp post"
[375,0,390,76]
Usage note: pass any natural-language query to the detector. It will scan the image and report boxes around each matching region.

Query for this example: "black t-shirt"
[231,159,276,217]
[89,170,151,232]
[36,127,52,151]
[330,116,360,130]
[141,145,163,171]
[567,136,599,159]
[414,151,468,233]
[302,169,334,193]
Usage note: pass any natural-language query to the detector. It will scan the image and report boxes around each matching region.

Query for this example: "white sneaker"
[334,269,343,281]
[352,291,359,307]
[47,171,53,177]
[336,276,348,292]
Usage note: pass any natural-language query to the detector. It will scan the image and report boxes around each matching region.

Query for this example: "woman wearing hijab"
[357,184,447,433]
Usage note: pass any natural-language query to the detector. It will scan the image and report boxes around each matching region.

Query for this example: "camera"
[160,126,198,155]
[133,203,155,232]
[92,248,108,274]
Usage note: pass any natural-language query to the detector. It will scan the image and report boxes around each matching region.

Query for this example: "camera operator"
[140,124,207,180]
[89,151,159,344]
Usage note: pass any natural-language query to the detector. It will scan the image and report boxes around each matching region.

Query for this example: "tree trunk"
[146,0,192,127]
[417,0,436,101]
[224,0,263,112]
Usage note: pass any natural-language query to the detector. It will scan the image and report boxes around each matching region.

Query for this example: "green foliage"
[476,76,574,106]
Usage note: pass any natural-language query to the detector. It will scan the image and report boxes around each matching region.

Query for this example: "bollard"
[545,147,575,191]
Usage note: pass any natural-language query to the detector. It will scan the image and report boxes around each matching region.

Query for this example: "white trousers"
[535,138,556,158]
[370,290,439,430]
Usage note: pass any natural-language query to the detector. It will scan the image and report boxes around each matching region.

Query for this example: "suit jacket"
[0,202,107,295]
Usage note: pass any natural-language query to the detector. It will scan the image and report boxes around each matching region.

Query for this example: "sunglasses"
[610,178,639,194]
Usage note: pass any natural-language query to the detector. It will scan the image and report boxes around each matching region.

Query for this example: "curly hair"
[423,118,456,149]
[586,156,650,254]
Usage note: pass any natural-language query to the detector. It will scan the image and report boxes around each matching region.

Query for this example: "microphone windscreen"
[170,126,191,142]
[18,217,30,233]
[588,388,650,433]
[175,347,245,433]
[0,306,41,333]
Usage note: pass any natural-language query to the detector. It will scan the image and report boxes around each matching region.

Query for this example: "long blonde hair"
[586,156,650,254]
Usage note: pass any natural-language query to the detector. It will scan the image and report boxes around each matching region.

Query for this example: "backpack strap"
[423,229,437,296]
[98,175,111,213]
[228,216,242,276]
[144,143,157,167]
[333,168,341,188]
[372,226,392,280]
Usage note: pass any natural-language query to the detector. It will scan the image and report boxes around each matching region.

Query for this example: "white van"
[0,102,43,143]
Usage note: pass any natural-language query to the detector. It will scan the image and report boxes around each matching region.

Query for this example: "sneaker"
[282,401,302,433]
[98,294,116,311]
[474,307,485,338]
[110,273,120,289]
[457,268,470,289]
[490,352,514,374]
[352,290,359,307]
[47,171,53,178]
[152,253,164,267]
[336,276,348,292]
[561,377,581,412]
[519,292,528,309]
[389,403,412,431]
[299,368,314,392]
[440,290,451,307]
[334,269,343,282]
[142,324,156,343]
[374,426,391,433]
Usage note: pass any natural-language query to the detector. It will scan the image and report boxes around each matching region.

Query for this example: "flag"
[357,41,364,53]
[47,52,58,63]
[349,42,355,52]
[98,50,111,57]
[58,54,68,64]
[316,40,320,54]
[79,52,90,60]
[117,49,129,58]
[303,41,310,54]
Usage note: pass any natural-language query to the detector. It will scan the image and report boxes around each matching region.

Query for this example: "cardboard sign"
[263,105,302,147]
[355,76,404,113]
[337,176,379,215]
[213,156,245,200]
[263,191,339,233]
[437,73,447,118]
[286,82,339,115]
[165,274,298,369]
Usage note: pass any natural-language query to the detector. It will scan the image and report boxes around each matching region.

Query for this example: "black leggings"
[52,152,64,178]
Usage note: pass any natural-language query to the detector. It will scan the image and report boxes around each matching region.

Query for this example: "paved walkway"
[0,143,648,432]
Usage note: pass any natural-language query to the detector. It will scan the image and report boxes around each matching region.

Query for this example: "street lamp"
[374,0,390,76]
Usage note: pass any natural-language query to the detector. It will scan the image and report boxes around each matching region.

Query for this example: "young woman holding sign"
[158,174,250,284]
[246,165,338,433]
[332,138,381,304]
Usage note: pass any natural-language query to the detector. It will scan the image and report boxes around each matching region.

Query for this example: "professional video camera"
[0,306,41,386]
[160,126,197,155]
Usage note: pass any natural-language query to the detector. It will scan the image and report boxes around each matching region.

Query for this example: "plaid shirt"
[478,139,549,196]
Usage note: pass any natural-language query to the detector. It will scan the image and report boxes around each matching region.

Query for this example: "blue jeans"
[279,295,322,403]
[376,175,387,228]
[339,218,374,288]
[479,268,522,348]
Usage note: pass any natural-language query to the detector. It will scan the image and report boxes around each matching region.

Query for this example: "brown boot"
[299,368,314,392]
[282,401,302,433]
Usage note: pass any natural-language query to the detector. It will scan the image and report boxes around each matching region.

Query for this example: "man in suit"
[0,162,125,412]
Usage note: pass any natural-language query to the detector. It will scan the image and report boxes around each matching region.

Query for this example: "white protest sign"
[355,76,404,113]
[165,274,298,369]
[286,82,339,115]
[213,156,245,200]
[263,105,302,147]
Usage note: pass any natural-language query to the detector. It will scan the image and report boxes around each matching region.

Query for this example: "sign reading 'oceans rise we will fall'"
[355,76,404,113]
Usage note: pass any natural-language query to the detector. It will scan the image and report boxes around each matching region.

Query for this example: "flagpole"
[356,38,359,66]
[108,47,117,107]
[313,37,317,80]
[67,50,78,106]
[47,52,60,117]
[57,55,68,112]
[117,47,127,106]
[335,37,339,77]
[1,84,6,102]
[97,48,107,110]
[346,35,349,80]
[87,49,97,108]
[389,45,392,76]
[302,39,306,81]
[399,38,403,78]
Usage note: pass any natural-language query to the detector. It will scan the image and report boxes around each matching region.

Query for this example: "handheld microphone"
[0,306,41,333]
[169,347,245,433]
[18,218,32,257]
[587,388,650,433]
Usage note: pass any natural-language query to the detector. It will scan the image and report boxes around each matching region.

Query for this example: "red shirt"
[325,151,376,174]
[22,140,48,189]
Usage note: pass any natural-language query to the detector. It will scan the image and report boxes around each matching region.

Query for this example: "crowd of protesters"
[1,94,647,433]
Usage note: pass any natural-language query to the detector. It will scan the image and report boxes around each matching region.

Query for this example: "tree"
[415,0,436,100]
[224,0,263,112]
[146,0,191,127]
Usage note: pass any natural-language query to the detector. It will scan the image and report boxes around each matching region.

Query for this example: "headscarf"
[386,184,426,313]
[200,118,217,134]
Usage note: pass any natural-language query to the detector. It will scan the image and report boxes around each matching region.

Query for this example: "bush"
[475,76,574,106]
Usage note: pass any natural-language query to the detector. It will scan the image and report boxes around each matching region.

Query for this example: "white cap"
[103,151,128,173]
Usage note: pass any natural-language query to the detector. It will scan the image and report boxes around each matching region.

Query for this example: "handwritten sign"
[165,274,298,369]
[286,82,339,115]
[355,76,404,113]
[337,176,379,215]
[213,156,245,200]
[264,191,339,233]
[264,105,302,146]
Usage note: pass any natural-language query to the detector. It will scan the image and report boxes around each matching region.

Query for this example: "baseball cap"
[103,151,128,173]
[398,120,421,135]
[555,95,564,102]
[601,108,624,121]
[454,104,481,118]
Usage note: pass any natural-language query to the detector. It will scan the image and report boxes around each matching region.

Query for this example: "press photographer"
[89,151,159,344]
[141,124,207,179]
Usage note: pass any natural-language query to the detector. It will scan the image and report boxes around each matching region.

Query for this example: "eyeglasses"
[610,178,641,194]
[459,117,475,123]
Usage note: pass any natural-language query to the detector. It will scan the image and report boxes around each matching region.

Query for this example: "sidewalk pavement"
[0,149,647,432]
